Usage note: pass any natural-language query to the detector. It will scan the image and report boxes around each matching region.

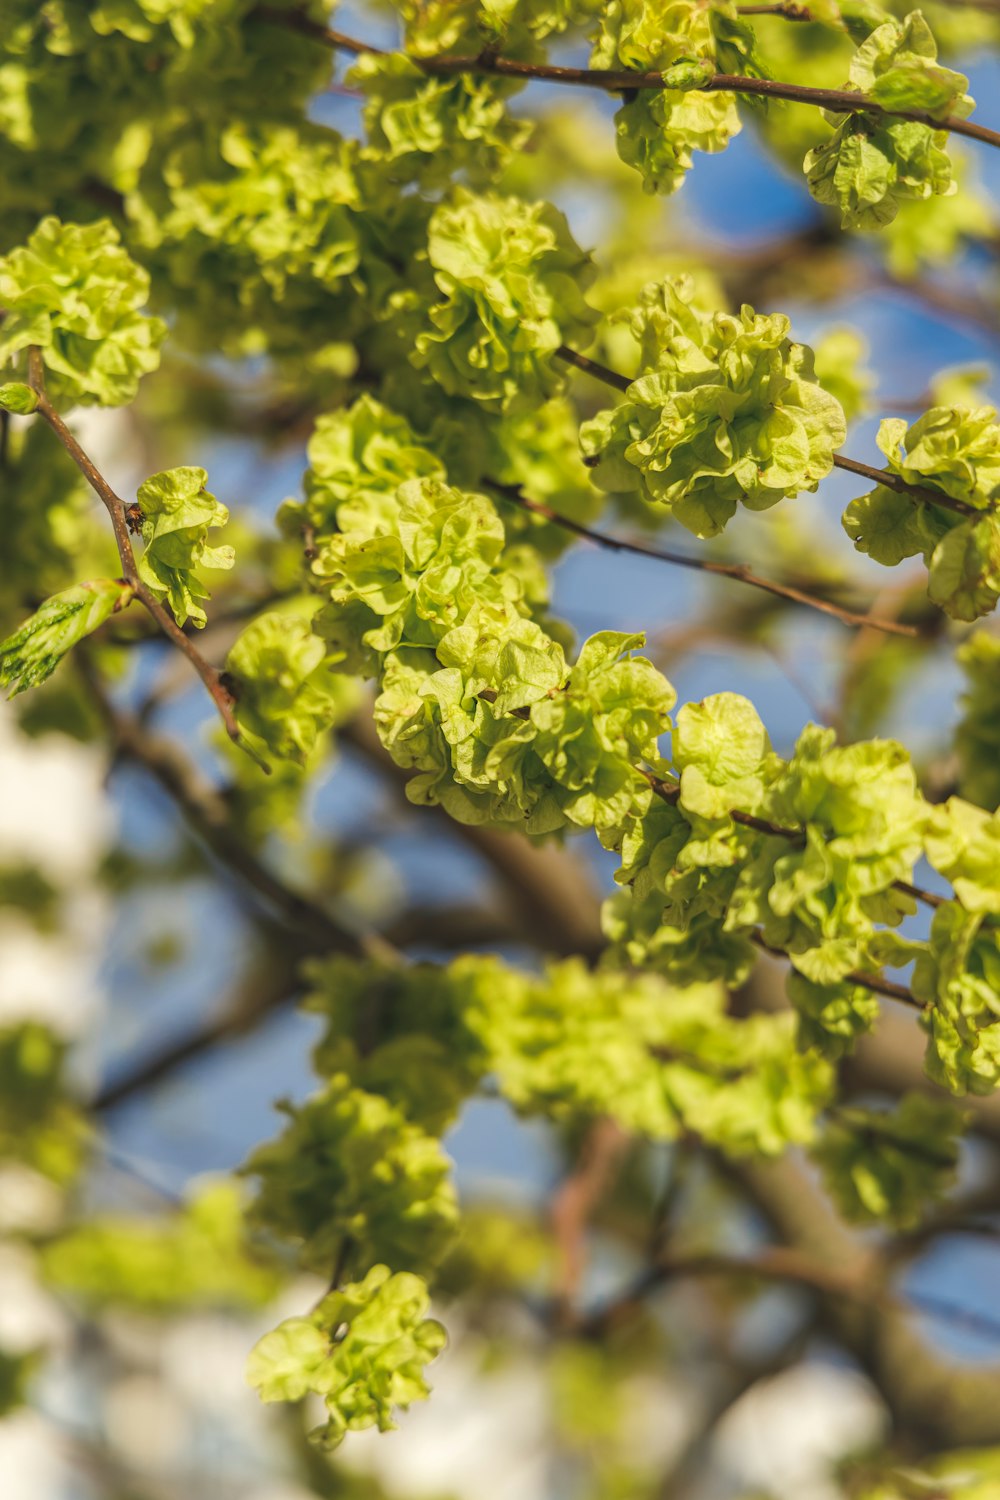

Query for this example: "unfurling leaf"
[804,13,973,229]
[135,465,234,628]
[0,382,38,414]
[0,579,134,696]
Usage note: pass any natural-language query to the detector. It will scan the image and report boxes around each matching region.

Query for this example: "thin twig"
[750,930,923,1008]
[579,1245,1000,1348]
[832,453,979,519]
[25,350,245,745]
[249,10,1000,152]
[550,1120,629,1317]
[556,343,631,394]
[736,2,813,16]
[94,955,303,1111]
[554,345,984,521]
[493,486,921,638]
[82,664,394,963]
[640,768,944,915]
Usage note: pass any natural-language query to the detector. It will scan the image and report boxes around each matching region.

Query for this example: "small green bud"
[660,57,715,91]
[0,382,38,414]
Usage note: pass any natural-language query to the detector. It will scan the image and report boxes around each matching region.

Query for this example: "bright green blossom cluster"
[127,121,362,358]
[247,1265,447,1450]
[4,0,1000,1462]
[134,466,234,628]
[393,0,605,57]
[603,695,924,997]
[912,903,1000,1094]
[43,1180,281,1310]
[413,190,599,410]
[804,12,974,229]
[242,939,838,1440]
[843,407,1000,621]
[292,397,672,832]
[243,1076,460,1278]
[0,0,329,243]
[352,55,531,189]
[478,958,832,1154]
[601,689,1000,1095]
[226,609,362,765]
[0,217,166,406]
[302,953,833,1155]
[582,277,846,537]
[589,0,744,195]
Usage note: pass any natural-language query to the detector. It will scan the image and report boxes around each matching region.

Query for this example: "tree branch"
[556,344,984,522]
[641,768,946,917]
[832,453,979,520]
[248,10,1000,152]
[581,1238,1000,1352]
[549,1119,629,1316]
[492,484,922,638]
[82,663,392,962]
[94,939,304,1111]
[736,2,813,16]
[723,1154,1000,1445]
[26,351,245,744]
[341,710,607,963]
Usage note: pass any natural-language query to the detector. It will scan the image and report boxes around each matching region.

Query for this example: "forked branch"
[26,349,244,744]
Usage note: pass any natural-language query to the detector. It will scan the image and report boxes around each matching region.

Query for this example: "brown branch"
[93,905,511,1113]
[749,930,923,1008]
[249,11,1000,152]
[736,2,813,16]
[82,665,392,962]
[493,485,921,638]
[832,453,979,520]
[94,941,304,1111]
[341,710,606,962]
[641,768,944,917]
[555,343,631,394]
[581,1239,1000,1352]
[581,1244,870,1339]
[550,1119,630,1316]
[25,351,244,745]
[724,1154,1000,1445]
[555,346,984,521]
[250,5,385,55]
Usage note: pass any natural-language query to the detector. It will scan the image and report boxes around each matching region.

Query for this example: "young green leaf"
[135,466,234,628]
[0,578,134,696]
[804,13,974,230]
